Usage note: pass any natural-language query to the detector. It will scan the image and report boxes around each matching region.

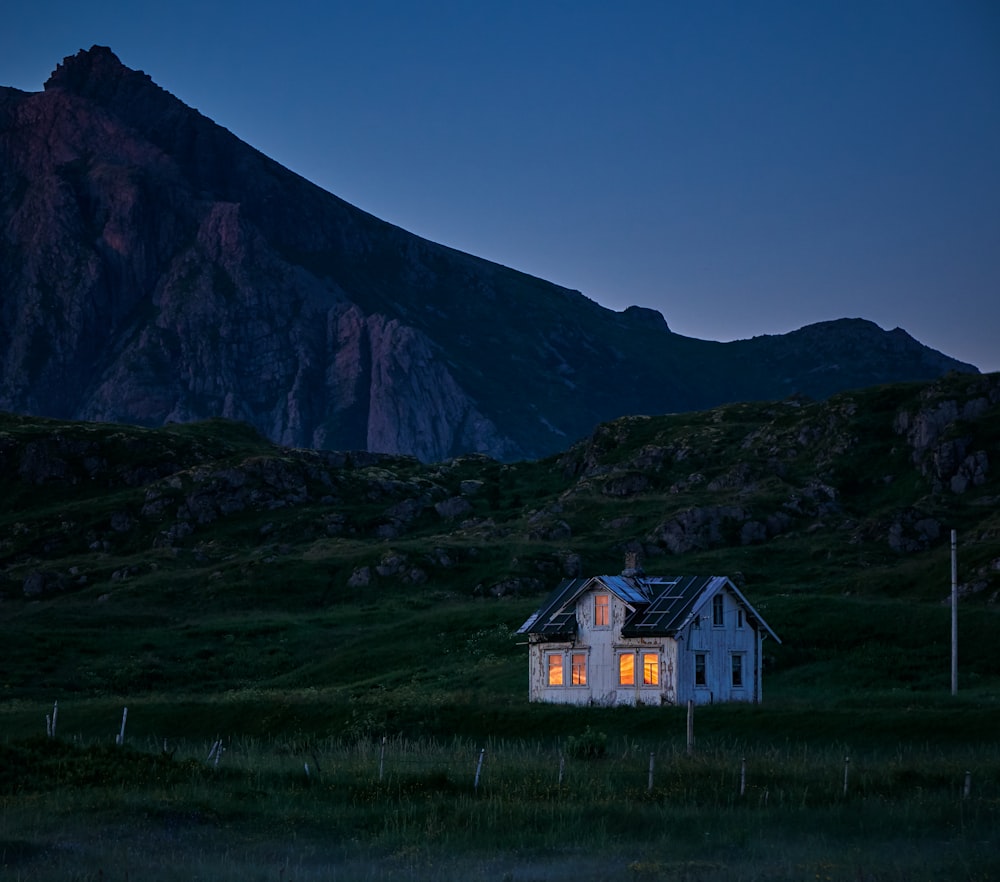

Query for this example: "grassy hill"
[1,372,999,880]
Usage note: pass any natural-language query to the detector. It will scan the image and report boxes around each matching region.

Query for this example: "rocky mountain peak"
[46,46,138,95]
[0,48,980,462]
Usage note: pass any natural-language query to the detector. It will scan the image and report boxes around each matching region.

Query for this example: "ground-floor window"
[619,652,634,685]
[546,651,589,687]
[547,653,563,686]
[731,654,744,688]
[695,652,707,687]
[643,652,659,686]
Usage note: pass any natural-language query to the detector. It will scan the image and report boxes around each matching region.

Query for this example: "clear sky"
[3,1,998,372]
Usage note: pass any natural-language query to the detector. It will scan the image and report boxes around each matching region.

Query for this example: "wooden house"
[517,571,780,706]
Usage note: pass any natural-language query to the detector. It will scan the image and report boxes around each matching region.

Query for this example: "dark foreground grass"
[1,723,999,881]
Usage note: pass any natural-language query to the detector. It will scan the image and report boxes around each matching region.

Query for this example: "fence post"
[686,700,695,756]
[474,747,486,793]
[842,756,850,798]
[648,752,655,794]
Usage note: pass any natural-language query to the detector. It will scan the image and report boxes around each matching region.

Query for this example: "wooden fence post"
[686,700,694,756]
[474,748,486,793]
[648,752,655,794]
[116,707,128,746]
[842,756,850,797]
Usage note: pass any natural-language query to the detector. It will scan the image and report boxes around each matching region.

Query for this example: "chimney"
[622,551,643,577]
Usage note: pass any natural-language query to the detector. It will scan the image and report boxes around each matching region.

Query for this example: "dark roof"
[517,574,780,642]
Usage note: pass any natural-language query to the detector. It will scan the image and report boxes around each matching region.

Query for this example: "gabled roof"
[517,574,780,643]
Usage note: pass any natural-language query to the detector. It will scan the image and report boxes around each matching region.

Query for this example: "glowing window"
[547,654,563,686]
[594,594,610,626]
[571,653,587,685]
[695,653,707,687]
[619,653,634,686]
[732,655,743,687]
[713,594,724,627]
[643,653,659,686]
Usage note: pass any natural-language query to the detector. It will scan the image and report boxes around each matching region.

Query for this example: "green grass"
[1,731,997,881]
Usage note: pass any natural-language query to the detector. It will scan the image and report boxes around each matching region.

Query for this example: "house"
[517,566,780,706]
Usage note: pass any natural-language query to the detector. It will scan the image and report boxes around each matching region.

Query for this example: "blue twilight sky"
[3,1,998,372]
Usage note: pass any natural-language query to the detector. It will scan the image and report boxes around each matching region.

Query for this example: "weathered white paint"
[527,580,768,706]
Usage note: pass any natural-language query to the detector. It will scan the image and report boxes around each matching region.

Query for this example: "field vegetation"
[1,372,999,879]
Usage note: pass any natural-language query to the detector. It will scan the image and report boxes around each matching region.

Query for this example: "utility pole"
[951,529,958,696]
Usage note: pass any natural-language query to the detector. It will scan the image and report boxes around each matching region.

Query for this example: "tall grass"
[2,732,997,881]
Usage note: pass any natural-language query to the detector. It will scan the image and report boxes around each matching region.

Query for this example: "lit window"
[643,653,659,686]
[619,653,634,686]
[571,653,587,685]
[712,594,724,627]
[594,594,609,626]
[695,653,707,686]
[547,654,563,686]
[732,655,743,688]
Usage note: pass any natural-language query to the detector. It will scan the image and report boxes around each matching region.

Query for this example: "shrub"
[565,726,607,760]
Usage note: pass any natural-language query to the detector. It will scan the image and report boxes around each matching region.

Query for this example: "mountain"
[0,46,977,462]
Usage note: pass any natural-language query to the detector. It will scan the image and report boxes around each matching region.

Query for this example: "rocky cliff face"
[0,47,978,461]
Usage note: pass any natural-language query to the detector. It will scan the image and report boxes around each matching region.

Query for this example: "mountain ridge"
[0,46,977,462]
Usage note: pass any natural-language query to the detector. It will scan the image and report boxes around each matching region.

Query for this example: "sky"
[3,1,998,372]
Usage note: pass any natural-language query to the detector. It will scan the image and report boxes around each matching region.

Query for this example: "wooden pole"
[842,756,850,797]
[647,752,655,793]
[116,706,128,746]
[686,700,694,756]
[951,529,958,696]
[474,748,486,793]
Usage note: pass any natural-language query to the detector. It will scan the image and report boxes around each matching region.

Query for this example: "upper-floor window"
[737,608,744,628]
[712,594,724,627]
[594,594,610,627]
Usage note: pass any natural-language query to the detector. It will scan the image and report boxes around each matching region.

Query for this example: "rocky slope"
[0,47,977,462]
[2,372,997,607]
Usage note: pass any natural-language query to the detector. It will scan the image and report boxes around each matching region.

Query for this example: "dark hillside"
[0,371,997,723]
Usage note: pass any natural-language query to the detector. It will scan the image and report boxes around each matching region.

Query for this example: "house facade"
[517,573,779,706]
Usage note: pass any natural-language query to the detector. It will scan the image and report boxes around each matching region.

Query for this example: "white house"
[517,570,780,706]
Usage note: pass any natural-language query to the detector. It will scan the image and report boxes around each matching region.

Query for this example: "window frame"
[694,652,707,687]
[712,594,724,627]
[594,593,610,628]
[618,652,635,686]
[642,652,659,686]
[546,652,564,686]
[731,653,744,688]
[571,652,588,686]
